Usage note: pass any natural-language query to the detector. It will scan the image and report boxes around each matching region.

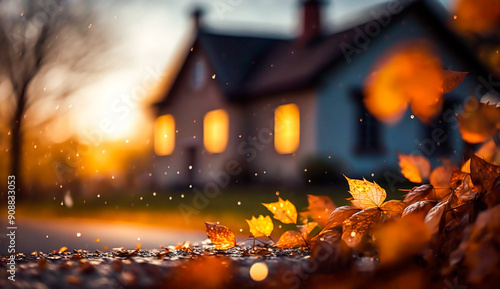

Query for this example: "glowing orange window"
[204,109,229,153]
[154,114,175,156]
[274,104,300,154]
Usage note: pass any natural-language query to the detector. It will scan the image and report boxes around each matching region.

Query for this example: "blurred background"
[0,0,499,254]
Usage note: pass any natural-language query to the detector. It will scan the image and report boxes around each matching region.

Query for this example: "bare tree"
[0,0,115,193]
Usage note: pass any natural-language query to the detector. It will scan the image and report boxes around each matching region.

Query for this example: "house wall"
[316,13,484,179]
[154,45,246,188]
[241,90,317,184]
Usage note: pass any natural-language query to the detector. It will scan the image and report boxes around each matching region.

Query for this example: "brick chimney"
[300,0,322,43]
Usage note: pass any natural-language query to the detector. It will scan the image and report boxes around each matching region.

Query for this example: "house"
[152,0,496,188]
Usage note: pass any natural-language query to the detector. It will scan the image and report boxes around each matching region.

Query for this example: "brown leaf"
[455,174,479,204]
[310,226,353,273]
[402,200,438,217]
[404,184,434,205]
[297,222,318,239]
[442,70,468,93]
[276,230,306,248]
[398,153,431,183]
[319,206,361,235]
[342,207,381,248]
[470,154,500,193]
[205,222,236,250]
[380,200,406,218]
[300,195,336,226]
[424,194,453,234]
[430,165,454,198]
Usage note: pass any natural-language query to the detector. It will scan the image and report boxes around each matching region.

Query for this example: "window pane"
[204,109,229,153]
[275,103,300,154]
[154,114,175,156]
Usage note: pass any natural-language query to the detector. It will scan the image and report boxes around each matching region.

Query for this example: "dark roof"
[158,0,496,106]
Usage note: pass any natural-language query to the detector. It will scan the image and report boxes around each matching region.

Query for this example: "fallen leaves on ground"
[262,197,298,224]
[246,215,274,238]
[205,222,236,250]
[299,194,336,226]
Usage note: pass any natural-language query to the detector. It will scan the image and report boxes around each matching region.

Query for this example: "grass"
[17,182,410,233]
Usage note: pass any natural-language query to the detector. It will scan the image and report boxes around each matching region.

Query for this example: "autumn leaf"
[299,195,336,226]
[404,184,434,205]
[402,200,438,217]
[344,176,386,209]
[262,197,297,224]
[246,215,274,238]
[205,222,236,250]
[380,200,406,218]
[470,154,500,193]
[363,41,444,124]
[319,206,361,235]
[276,230,307,248]
[430,165,454,199]
[424,194,454,234]
[297,222,318,239]
[342,207,381,248]
[374,214,431,265]
[442,70,468,94]
[398,153,431,183]
[457,96,499,143]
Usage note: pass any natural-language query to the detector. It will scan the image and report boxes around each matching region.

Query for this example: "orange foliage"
[276,230,306,248]
[398,153,431,183]
[205,222,236,250]
[453,0,500,34]
[262,197,297,224]
[458,96,500,143]
[246,215,274,238]
[299,195,336,226]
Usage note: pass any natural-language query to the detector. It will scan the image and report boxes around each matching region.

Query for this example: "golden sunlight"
[203,109,229,153]
[274,103,300,154]
[154,114,175,155]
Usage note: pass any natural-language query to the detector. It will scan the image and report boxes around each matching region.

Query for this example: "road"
[0,216,207,255]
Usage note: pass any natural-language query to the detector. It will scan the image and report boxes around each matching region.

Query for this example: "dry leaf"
[458,96,499,143]
[404,184,434,205]
[342,207,381,248]
[442,70,468,94]
[344,176,386,209]
[470,154,500,193]
[300,195,336,226]
[320,206,361,235]
[398,153,431,183]
[402,200,438,217]
[380,200,406,218]
[424,194,453,234]
[246,215,274,238]
[375,214,431,265]
[276,230,306,248]
[262,197,297,224]
[430,165,454,199]
[297,222,318,239]
[205,222,236,250]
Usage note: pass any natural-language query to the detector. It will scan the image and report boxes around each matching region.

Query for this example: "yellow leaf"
[262,197,297,224]
[297,222,318,239]
[276,230,306,248]
[380,200,406,218]
[397,153,431,183]
[205,222,236,250]
[246,215,274,238]
[299,195,336,227]
[344,176,386,209]
[342,207,381,248]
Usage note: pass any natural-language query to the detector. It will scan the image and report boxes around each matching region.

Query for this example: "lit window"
[274,103,300,154]
[204,109,229,153]
[154,114,175,156]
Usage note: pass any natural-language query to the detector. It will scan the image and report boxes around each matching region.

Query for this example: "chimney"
[192,7,204,30]
[300,0,322,43]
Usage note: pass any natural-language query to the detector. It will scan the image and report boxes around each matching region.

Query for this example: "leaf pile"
[203,155,500,288]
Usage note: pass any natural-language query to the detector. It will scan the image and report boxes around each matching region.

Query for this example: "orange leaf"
[457,96,499,143]
[342,207,381,248]
[398,153,431,183]
[262,197,297,224]
[300,195,336,227]
[246,215,274,238]
[297,222,318,239]
[430,165,454,199]
[59,246,68,254]
[205,222,236,250]
[380,200,406,219]
[374,214,431,265]
[276,230,306,248]
[442,70,468,94]
[344,176,386,209]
